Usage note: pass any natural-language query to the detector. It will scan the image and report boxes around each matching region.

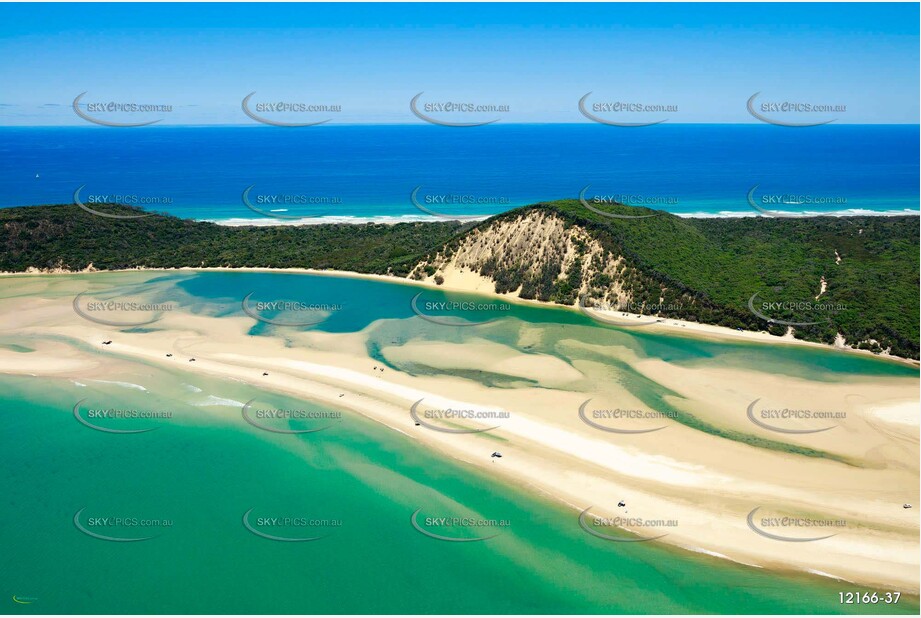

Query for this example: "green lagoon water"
[1,271,917,614]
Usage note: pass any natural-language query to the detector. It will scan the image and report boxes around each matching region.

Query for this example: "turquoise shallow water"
[0,271,918,614]
[2,371,917,615]
[172,270,917,380]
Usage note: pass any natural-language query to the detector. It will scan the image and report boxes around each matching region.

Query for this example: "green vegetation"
[440,200,920,359]
[1,201,917,359]
[0,204,469,277]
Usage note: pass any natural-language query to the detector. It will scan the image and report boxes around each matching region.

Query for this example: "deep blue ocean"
[0,124,918,222]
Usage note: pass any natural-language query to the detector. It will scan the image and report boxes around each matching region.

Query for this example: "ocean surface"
[1,270,917,614]
[0,124,918,222]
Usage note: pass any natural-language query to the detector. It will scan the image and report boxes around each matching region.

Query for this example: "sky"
[0,2,918,125]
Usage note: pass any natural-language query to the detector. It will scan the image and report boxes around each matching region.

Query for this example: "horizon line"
[2,121,920,128]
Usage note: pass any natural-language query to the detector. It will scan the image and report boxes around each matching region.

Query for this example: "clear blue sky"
[0,2,917,125]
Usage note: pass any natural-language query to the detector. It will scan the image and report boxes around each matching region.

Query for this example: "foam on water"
[90,379,148,391]
[192,394,246,407]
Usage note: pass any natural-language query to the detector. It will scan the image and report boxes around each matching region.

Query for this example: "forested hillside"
[1,201,917,359]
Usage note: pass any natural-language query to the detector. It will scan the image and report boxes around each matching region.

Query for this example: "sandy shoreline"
[0,271,918,592]
[3,265,917,367]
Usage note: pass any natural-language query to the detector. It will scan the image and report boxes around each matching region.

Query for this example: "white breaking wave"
[680,545,763,569]
[676,209,920,219]
[207,209,918,226]
[90,380,148,392]
[208,214,491,226]
[193,395,245,408]
[806,569,846,581]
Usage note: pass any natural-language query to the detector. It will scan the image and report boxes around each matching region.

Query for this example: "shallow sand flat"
[866,401,920,427]
[380,339,585,388]
[21,328,917,591]
[0,274,918,592]
[55,317,920,530]
[631,356,919,469]
[555,336,919,467]
[5,266,918,366]
[0,338,102,374]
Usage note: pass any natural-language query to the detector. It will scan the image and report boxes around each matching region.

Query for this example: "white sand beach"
[0,270,918,592]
